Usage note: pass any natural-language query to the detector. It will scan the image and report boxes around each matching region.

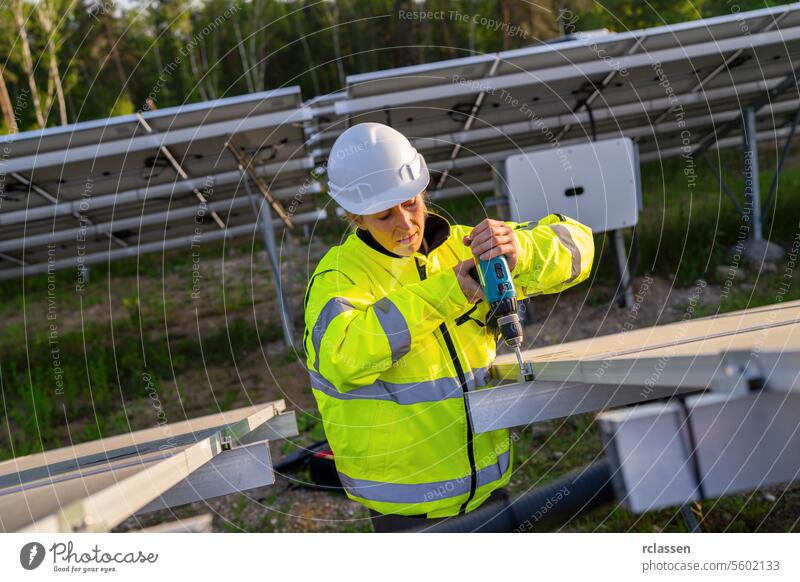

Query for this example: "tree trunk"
[10,0,46,128]
[100,13,131,97]
[0,67,18,133]
[325,1,346,88]
[250,0,264,90]
[502,0,510,50]
[233,18,255,93]
[198,39,217,99]
[37,2,68,125]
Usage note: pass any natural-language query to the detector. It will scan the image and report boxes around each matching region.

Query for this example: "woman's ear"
[345,212,363,230]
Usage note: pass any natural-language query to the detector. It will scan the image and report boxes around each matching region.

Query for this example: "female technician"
[303,122,594,532]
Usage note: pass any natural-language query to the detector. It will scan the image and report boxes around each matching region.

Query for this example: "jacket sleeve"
[508,213,594,297]
[303,267,471,392]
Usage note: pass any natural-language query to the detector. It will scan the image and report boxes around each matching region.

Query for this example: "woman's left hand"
[462,218,521,272]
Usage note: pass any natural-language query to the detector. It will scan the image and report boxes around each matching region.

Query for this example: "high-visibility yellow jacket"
[303,212,594,518]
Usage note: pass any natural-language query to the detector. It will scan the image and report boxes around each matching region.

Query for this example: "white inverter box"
[504,137,641,232]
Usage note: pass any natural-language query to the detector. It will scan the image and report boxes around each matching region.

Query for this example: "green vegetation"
[591,148,800,289]
[0,250,284,460]
[1,1,791,134]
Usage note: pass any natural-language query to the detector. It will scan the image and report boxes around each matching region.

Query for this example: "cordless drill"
[469,255,535,382]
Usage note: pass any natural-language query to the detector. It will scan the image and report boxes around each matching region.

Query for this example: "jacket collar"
[355,213,451,259]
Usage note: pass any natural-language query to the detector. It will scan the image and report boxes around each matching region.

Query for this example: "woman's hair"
[342,190,430,232]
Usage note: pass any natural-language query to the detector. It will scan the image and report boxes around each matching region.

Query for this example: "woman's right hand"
[453,259,485,304]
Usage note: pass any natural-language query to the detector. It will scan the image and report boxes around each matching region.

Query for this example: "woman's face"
[355,193,426,256]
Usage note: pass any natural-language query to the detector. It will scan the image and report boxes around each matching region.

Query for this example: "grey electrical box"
[505,137,641,232]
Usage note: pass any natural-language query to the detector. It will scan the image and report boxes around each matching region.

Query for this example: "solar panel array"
[3,4,800,281]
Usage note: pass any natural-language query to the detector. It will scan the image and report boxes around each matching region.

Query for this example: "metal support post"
[679,503,701,532]
[739,107,784,264]
[243,175,295,350]
[613,229,634,309]
[763,105,800,217]
[742,106,763,241]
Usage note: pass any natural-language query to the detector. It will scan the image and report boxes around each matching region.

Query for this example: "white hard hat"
[326,122,430,215]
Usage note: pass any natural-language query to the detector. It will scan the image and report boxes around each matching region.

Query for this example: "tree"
[9,0,46,127]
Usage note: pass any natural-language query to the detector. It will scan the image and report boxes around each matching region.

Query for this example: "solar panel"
[0,87,319,282]
[300,3,800,206]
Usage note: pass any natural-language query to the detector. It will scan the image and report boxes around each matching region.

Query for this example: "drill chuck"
[496,313,523,348]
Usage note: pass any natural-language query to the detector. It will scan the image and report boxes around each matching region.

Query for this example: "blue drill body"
[471,255,534,381]
[475,255,517,305]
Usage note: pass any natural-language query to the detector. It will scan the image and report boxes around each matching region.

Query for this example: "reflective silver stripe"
[548,224,581,283]
[467,367,491,390]
[313,297,355,371]
[309,367,489,405]
[308,368,489,404]
[338,450,511,504]
[373,297,411,363]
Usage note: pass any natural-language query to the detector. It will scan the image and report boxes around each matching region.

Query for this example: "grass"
[0,262,284,460]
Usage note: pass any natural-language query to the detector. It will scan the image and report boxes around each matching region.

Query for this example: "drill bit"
[513,345,535,382]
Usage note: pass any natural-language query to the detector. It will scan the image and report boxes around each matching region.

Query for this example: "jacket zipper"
[415,257,478,515]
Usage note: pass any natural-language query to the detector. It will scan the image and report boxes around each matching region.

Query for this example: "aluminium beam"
[19,437,223,532]
[489,351,800,395]
[467,378,700,434]
[334,26,800,116]
[135,440,273,514]
[1,107,313,174]
[0,252,24,265]
[743,106,764,241]
[493,301,800,366]
[0,157,314,227]
[226,138,293,228]
[1,446,193,532]
[0,408,297,491]
[11,402,286,532]
[599,391,800,513]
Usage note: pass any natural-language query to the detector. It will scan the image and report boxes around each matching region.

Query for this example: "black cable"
[418,460,615,533]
